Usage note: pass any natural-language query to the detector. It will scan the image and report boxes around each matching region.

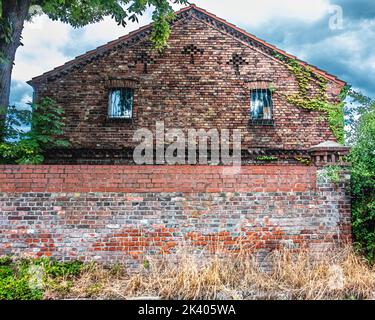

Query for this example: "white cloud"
[78,14,152,46]
[10,0,375,104]
[176,0,331,27]
[20,94,32,104]
[294,18,375,69]
[368,56,375,72]
[13,10,153,83]
[13,15,71,82]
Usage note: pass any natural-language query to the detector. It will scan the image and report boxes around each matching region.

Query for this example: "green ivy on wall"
[272,53,348,144]
[256,155,278,161]
[317,165,342,184]
[294,157,312,166]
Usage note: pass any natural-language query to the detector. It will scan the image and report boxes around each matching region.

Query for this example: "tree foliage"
[347,91,375,262]
[1,0,190,50]
[0,97,69,164]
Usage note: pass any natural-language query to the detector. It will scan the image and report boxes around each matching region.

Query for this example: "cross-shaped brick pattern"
[227,53,248,74]
[181,44,204,64]
[135,51,155,73]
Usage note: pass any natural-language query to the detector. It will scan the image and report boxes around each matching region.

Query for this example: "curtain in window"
[109,88,134,118]
[251,89,273,120]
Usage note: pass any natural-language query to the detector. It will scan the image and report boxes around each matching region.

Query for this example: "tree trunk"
[0,0,31,141]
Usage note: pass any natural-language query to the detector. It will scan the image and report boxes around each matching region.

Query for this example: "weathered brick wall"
[0,165,351,266]
[31,11,344,152]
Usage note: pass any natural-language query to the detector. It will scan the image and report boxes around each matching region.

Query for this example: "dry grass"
[44,245,375,300]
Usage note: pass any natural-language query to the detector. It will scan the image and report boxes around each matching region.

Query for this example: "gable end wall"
[32,16,344,152]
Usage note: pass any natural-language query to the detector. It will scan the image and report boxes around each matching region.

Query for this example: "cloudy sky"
[10,0,375,107]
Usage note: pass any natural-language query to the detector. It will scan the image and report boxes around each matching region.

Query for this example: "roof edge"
[190,5,345,86]
[28,5,195,86]
[28,4,346,87]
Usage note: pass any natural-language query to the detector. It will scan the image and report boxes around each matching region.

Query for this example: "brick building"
[0,5,351,265]
[28,5,346,164]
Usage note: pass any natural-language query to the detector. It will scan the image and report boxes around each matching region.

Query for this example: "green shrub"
[44,260,84,278]
[0,257,83,300]
[0,256,12,266]
[0,258,43,300]
[347,91,375,262]
[318,165,342,184]
[0,97,69,164]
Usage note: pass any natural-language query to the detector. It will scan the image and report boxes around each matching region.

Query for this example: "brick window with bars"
[250,88,274,125]
[108,88,134,119]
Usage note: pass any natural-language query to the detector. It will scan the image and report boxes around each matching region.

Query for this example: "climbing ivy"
[272,53,348,144]
[294,157,312,166]
[256,155,278,161]
[318,165,342,184]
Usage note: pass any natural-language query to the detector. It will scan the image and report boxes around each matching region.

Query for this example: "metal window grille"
[108,88,134,119]
[250,89,273,122]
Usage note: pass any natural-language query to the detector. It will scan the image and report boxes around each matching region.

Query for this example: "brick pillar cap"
[309,140,350,152]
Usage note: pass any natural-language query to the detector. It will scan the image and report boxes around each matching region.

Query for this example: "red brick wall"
[32,13,344,151]
[0,165,316,193]
[0,165,351,266]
